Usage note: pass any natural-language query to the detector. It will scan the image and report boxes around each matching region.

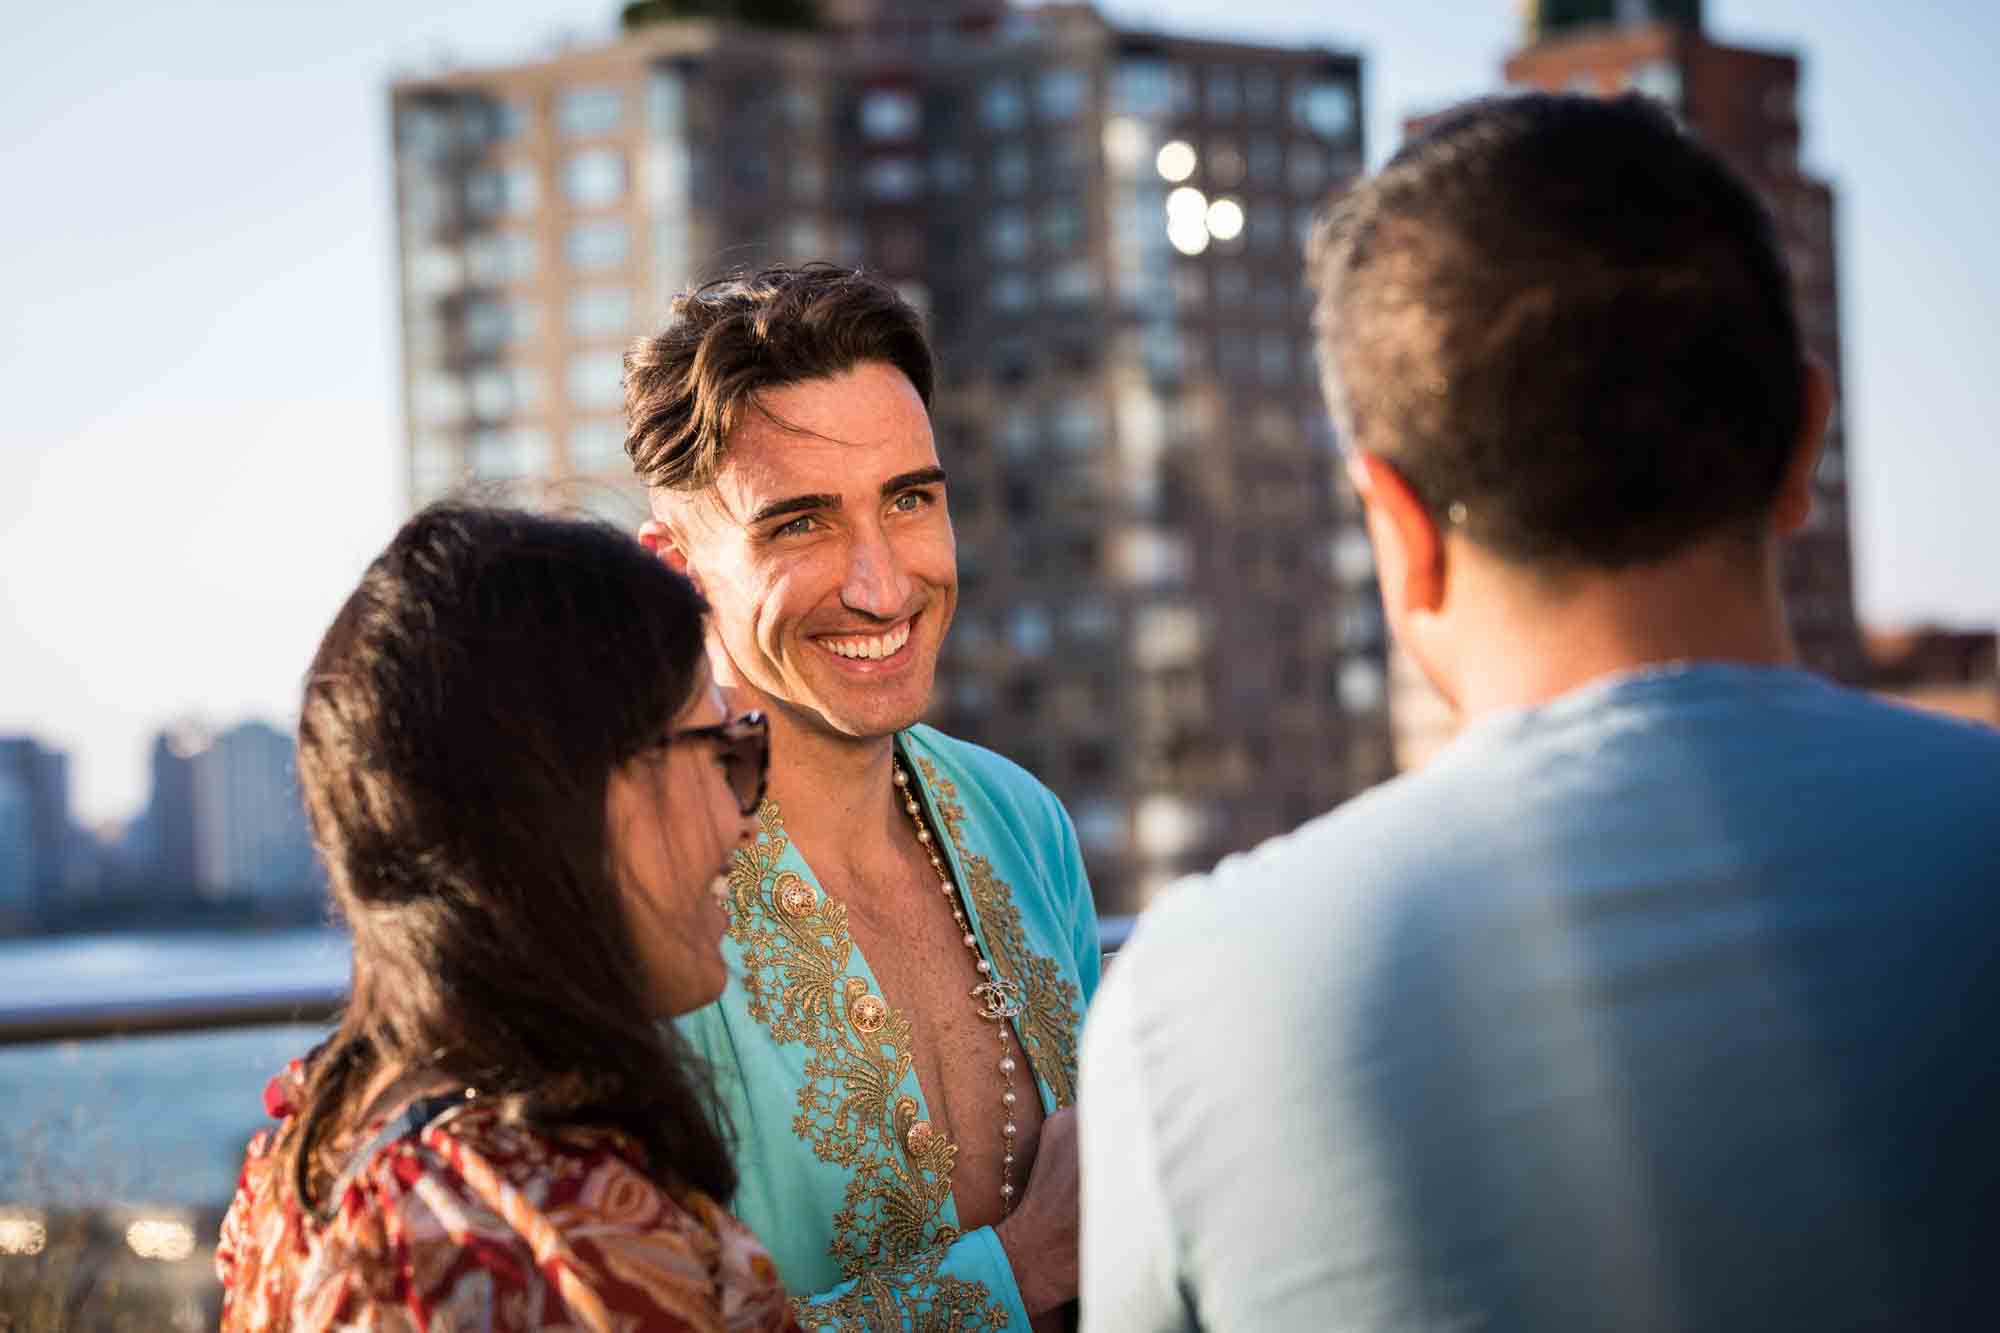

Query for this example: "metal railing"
[0,915,1138,1047]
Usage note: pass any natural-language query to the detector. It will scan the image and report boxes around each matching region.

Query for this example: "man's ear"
[1348,451,1445,615]
[637,515,701,591]
[1771,357,1835,537]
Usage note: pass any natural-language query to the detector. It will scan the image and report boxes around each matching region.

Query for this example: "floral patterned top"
[217,1062,803,1333]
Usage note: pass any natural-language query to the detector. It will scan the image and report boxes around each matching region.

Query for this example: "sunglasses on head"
[665,711,769,816]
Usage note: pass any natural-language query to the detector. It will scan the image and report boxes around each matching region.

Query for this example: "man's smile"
[812,614,916,665]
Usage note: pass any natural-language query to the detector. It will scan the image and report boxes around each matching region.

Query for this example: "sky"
[2,0,1995,823]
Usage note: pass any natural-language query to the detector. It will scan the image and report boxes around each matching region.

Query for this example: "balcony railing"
[0,915,1137,1048]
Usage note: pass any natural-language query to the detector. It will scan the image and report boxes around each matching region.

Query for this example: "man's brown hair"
[1310,93,1804,569]
[624,263,935,492]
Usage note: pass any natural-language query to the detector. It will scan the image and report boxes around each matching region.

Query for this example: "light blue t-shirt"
[1081,664,2000,1333]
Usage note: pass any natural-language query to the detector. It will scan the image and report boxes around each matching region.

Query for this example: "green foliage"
[620,0,822,34]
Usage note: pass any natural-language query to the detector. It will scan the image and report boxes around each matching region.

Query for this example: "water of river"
[0,929,350,1209]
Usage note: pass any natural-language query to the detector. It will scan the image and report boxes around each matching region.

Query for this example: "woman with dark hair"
[215,504,798,1332]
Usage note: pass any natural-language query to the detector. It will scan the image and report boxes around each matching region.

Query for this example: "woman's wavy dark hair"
[281,502,734,1208]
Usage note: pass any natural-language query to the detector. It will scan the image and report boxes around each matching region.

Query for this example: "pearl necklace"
[893,759,1028,1215]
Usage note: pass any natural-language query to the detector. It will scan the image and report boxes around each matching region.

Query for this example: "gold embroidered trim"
[796,1245,1012,1331]
[726,800,971,1288]
[914,758,1086,1109]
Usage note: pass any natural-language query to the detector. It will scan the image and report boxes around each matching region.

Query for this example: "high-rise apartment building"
[389,1,1381,910]
[1387,0,1869,770]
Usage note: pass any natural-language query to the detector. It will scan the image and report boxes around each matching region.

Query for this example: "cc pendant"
[970,977,1026,1021]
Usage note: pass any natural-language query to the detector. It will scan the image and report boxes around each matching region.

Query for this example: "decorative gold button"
[774,875,816,919]
[905,1119,936,1155]
[849,993,888,1034]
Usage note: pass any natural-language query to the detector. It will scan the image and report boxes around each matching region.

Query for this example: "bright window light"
[1155,140,1198,182]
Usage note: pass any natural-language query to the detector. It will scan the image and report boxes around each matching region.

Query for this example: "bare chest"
[828,858,1048,1235]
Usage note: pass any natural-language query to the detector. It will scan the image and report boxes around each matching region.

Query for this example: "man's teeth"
[822,623,911,660]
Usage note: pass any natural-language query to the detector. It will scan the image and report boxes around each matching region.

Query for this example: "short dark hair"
[624,263,935,492]
[1309,93,1805,568]
[287,503,736,1206]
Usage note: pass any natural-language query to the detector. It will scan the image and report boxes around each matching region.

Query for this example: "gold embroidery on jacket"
[797,1245,1012,1331]
[728,800,993,1317]
[913,758,1085,1109]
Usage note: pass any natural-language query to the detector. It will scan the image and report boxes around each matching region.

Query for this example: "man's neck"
[760,709,907,871]
[1442,534,1799,723]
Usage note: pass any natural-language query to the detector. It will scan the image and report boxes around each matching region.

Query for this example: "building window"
[411,431,461,502]
[398,106,453,160]
[1046,262,1097,307]
[568,287,633,338]
[992,146,1031,195]
[469,364,544,419]
[1289,145,1327,194]
[784,159,824,200]
[865,157,923,201]
[981,79,1025,131]
[557,86,623,138]
[1205,68,1240,119]
[1258,334,1293,384]
[486,99,528,141]
[417,373,467,426]
[987,210,1030,261]
[1041,202,1084,252]
[407,246,463,296]
[783,218,824,259]
[1074,800,1123,854]
[467,164,538,218]
[1038,69,1088,122]
[565,220,630,270]
[647,71,685,138]
[466,230,536,284]
[1631,59,1684,108]
[990,273,1032,313]
[567,353,626,410]
[1052,398,1101,451]
[1113,59,1175,117]
[569,420,627,473]
[1010,605,1053,657]
[860,88,920,139]
[561,149,626,206]
[1332,529,1375,584]
[930,151,970,193]
[1244,70,1279,115]
[782,85,822,129]
[1338,659,1385,712]
[1294,79,1357,139]
[470,426,552,481]
[465,298,539,352]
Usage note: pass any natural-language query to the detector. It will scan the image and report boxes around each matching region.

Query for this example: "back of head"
[1310,93,1803,568]
[292,503,732,1199]
[623,262,934,493]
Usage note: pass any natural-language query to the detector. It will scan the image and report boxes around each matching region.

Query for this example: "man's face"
[660,361,956,744]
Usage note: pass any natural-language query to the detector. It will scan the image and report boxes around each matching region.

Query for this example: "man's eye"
[773,514,818,537]
[892,491,930,513]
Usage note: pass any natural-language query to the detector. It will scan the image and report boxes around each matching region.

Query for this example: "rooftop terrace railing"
[0,915,1138,1048]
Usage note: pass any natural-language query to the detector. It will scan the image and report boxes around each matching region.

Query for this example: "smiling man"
[624,264,1098,1332]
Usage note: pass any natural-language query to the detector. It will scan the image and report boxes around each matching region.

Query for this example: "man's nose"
[841,525,914,619]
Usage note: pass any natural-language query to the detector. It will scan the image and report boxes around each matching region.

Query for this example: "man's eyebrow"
[882,467,948,496]
[747,492,840,527]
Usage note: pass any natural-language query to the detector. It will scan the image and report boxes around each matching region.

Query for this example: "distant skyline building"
[1389,2,1869,770]
[388,0,1381,909]
[0,770,30,921]
[128,718,318,901]
[0,735,73,913]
